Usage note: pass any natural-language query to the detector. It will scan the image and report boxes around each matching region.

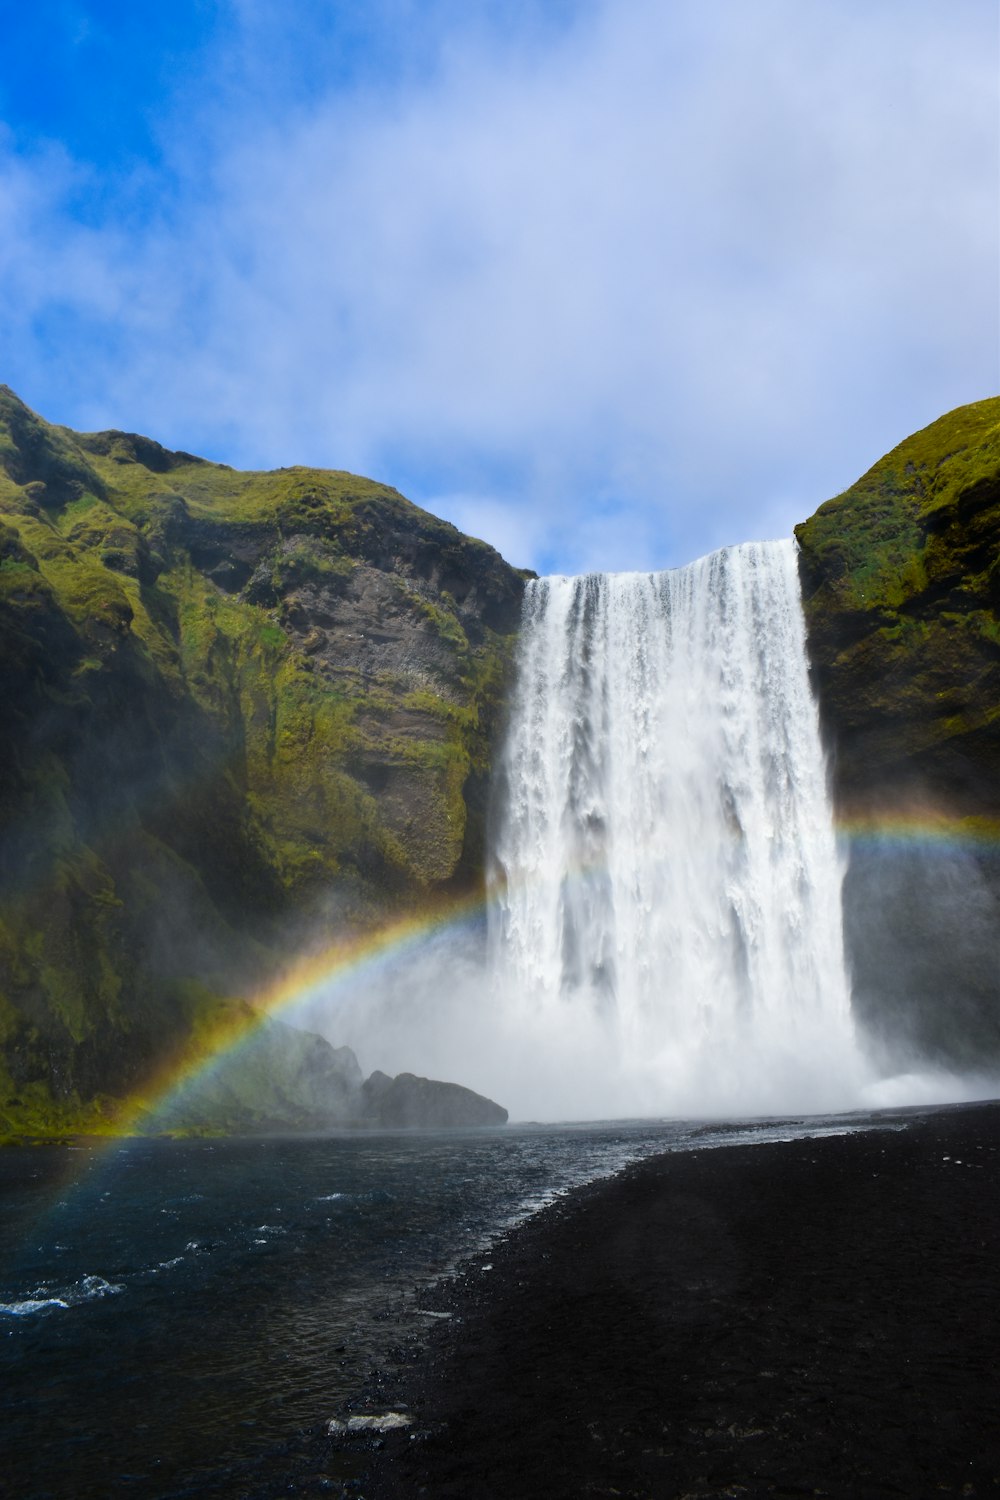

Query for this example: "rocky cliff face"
[0,387,528,1135]
[795,398,1000,1068]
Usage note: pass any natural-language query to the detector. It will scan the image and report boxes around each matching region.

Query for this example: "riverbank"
[365,1100,1000,1499]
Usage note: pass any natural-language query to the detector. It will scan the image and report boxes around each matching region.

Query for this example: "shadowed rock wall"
[796,397,1000,1068]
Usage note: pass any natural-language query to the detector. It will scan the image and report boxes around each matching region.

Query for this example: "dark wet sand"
[368,1101,1000,1499]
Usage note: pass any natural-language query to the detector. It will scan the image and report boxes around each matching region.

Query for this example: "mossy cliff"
[0,386,529,1136]
[796,397,1000,1067]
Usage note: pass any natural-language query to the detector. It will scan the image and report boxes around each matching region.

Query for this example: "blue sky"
[1,0,997,575]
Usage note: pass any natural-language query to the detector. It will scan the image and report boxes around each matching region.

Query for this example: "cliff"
[0,387,528,1135]
[796,397,1000,1068]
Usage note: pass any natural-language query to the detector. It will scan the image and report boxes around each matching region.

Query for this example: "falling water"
[488,540,868,1116]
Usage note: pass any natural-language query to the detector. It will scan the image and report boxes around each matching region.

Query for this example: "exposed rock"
[156,1020,365,1134]
[796,397,1000,1067]
[361,1070,508,1128]
[360,1068,395,1109]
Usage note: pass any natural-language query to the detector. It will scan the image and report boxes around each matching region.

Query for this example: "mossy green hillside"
[795,397,1000,808]
[0,386,528,1136]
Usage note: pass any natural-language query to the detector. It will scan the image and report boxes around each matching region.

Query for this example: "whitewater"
[486,538,867,1116]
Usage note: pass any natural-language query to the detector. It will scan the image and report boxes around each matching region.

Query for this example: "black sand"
[366,1101,1000,1499]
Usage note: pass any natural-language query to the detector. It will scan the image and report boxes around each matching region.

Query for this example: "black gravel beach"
[365,1101,1000,1499]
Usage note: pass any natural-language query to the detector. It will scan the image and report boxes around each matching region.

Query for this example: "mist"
[291,914,1000,1123]
[295,920,850,1123]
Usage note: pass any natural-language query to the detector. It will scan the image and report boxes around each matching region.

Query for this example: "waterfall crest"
[488,539,866,1116]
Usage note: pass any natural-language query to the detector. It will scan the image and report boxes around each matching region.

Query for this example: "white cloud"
[0,0,996,572]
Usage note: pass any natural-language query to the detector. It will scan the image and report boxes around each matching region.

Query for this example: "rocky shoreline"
[361,1100,1000,1499]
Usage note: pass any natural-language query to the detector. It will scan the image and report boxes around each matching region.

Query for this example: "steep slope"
[0,387,528,1134]
[795,397,1000,1066]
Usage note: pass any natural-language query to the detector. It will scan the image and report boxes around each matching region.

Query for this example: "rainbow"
[101,807,1000,1135]
[836,810,1000,859]
[110,889,492,1136]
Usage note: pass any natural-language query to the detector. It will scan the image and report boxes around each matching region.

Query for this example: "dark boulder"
[361,1070,508,1127]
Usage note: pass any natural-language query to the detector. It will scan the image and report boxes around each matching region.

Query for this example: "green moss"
[796,396,1000,805]
[400,583,470,653]
[0,386,107,508]
[796,398,1000,613]
[271,537,355,590]
[31,543,135,641]
[0,1068,123,1142]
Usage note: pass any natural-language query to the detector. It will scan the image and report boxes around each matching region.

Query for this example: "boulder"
[361,1070,508,1128]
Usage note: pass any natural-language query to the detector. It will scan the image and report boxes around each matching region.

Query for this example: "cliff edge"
[0,387,528,1134]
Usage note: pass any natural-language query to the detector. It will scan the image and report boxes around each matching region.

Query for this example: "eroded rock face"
[795,398,1000,1067]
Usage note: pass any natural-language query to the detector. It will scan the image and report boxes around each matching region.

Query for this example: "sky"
[0,0,997,576]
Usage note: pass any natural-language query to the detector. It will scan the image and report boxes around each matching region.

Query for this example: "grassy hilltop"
[0,387,528,1136]
[796,396,1000,807]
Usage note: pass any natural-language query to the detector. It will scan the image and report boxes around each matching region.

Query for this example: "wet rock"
[361,1070,508,1128]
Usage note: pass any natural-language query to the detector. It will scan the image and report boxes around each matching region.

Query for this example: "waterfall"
[326,538,875,1120]
[488,539,866,1117]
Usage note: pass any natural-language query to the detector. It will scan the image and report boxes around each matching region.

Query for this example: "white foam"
[0,1297,69,1316]
[327,1412,413,1435]
[0,1274,122,1317]
[74,1275,123,1301]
